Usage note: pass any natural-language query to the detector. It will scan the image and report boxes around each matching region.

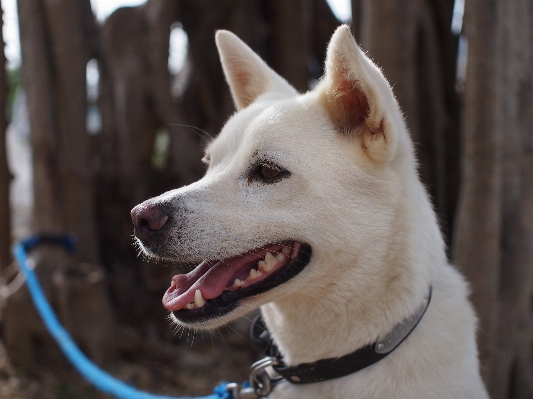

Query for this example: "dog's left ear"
[216,30,297,110]
[319,25,399,164]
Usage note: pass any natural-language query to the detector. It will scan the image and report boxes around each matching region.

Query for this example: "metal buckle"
[226,357,280,398]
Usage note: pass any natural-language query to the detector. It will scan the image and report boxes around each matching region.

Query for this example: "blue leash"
[13,235,231,399]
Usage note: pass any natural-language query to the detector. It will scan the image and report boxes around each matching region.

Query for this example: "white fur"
[140,26,488,398]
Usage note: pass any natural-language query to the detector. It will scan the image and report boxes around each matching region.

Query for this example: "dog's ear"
[319,25,398,164]
[216,30,297,110]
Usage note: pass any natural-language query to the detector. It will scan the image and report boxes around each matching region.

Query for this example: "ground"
[0,315,258,398]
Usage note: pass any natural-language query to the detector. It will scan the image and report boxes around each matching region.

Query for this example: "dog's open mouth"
[162,241,312,322]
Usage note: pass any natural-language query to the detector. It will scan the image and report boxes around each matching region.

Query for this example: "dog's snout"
[131,203,169,240]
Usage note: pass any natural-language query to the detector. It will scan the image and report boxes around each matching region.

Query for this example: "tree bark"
[486,1,533,397]
[313,0,341,60]
[144,0,206,185]
[45,0,100,264]
[97,2,183,319]
[0,6,11,271]
[178,0,254,141]
[264,0,313,92]
[452,0,502,383]
[453,1,533,397]
[351,0,363,39]
[18,1,64,234]
[4,0,71,368]
[4,0,116,368]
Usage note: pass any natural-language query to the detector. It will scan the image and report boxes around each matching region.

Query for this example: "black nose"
[131,203,169,241]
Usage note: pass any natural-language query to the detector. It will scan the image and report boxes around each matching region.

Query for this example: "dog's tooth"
[234,279,245,287]
[265,252,277,268]
[281,246,291,255]
[292,242,301,258]
[259,259,274,272]
[276,252,285,262]
[185,303,195,310]
[170,280,175,287]
[258,260,268,271]
[194,289,206,308]
[249,269,262,279]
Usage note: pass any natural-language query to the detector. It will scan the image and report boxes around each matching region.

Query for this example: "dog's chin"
[159,242,312,328]
[134,238,183,264]
[168,296,259,330]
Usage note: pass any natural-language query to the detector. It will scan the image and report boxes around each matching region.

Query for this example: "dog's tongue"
[162,245,282,311]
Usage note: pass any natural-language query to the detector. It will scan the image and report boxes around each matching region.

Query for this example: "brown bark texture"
[3,0,116,368]
[454,0,533,397]
[451,0,533,397]
[453,0,502,383]
[5,0,71,368]
[0,6,11,271]
[45,0,100,264]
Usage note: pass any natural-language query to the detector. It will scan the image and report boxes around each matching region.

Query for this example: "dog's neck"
[260,276,431,366]
[261,192,443,366]
[253,286,431,388]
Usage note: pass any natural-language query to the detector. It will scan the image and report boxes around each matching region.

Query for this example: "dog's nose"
[131,203,169,240]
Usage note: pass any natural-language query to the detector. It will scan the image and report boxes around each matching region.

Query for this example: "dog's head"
[132,26,439,329]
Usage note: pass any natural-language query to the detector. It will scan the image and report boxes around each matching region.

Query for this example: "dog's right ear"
[216,30,297,110]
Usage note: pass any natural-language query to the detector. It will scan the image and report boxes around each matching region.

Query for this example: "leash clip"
[227,357,280,398]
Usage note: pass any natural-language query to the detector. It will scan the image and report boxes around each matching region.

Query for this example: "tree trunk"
[313,0,341,63]
[96,2,180,321]
[178,0,256,143]
[0,6,11,271]
[4,0,116,369]
[351,0,363,39]
[144,0,205,186]
[44,0,100,264]
[264,0,313,92]
[4,0,71,368]
[452,0,502,384]
[482,0,533,397]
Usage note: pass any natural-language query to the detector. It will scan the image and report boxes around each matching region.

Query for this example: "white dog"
[131,25,489,398]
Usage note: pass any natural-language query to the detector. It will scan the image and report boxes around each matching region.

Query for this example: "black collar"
[250,287,432,385]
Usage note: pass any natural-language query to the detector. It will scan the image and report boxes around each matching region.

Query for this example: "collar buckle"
[226,357,281,398]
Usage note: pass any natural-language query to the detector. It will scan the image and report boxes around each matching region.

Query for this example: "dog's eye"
[259,164,280,179]
[253,163,289,183]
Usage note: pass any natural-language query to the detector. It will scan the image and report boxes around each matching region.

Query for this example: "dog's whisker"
[224,321,247,343]
[216,328,228,348]
[241,314,266,333]
[209,329,216,351]
[169,123,215,141]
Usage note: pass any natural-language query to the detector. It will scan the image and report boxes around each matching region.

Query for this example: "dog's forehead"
[208,97,327,160]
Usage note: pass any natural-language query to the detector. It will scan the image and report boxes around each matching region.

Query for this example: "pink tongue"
[162,244,283,311]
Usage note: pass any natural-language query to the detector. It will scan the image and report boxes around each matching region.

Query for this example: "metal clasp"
[226,357,280,398]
